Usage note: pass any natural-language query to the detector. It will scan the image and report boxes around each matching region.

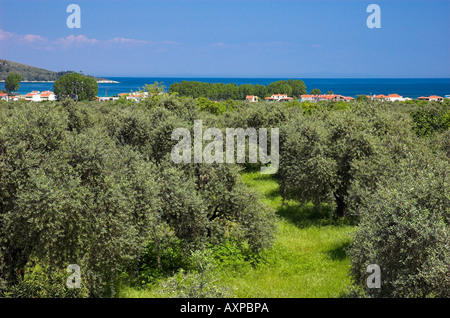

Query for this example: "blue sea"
[2,78,450,99]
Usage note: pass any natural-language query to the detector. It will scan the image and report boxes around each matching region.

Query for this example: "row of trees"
[256,100,449,297]
[195,96,450,297]
[0,91,448,298]
[0,95,275,297]
[168,79,307,100]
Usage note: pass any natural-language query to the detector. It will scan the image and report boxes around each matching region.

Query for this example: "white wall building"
[246,95,259,102]
[385,94,403,102]
[265,94,294,102]
[25,91,42,102]
[24,90,57,102]
[40,91,56,101]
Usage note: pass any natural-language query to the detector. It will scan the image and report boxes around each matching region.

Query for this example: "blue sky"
[0,0,449,77]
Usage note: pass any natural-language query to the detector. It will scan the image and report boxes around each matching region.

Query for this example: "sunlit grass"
[119,170,355,298]
[215,171,355,297]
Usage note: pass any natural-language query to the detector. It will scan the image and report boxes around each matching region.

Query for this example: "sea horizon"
[2,77,450,99]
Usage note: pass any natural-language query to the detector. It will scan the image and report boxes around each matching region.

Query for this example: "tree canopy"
[310,88,321,95]
[169,79,307,100]
[4,72,23,93]
[54,73,98,101]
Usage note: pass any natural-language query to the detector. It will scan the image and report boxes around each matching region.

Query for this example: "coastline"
[0,80,120,84]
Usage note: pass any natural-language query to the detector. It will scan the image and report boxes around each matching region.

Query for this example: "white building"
[245,95,259,102]
[265,94,294,102]
[40,91,56,101]
[25,91,42,102]
[300,94,354,102]
[385,94,403,102]
[24,90,57,102]
[0,93,8,101]
[418,95,444,102]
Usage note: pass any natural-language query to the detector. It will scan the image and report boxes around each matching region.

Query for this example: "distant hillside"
[0,59,116,83]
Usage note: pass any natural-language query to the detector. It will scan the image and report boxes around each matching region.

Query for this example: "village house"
[265,94,294,102]
[385,93,403,102]
[418,95,444,102]
[22,90,56,102]
[245,95,259,102]
[300,94,354,102]
[0,93,8,101]
[40,91,56,101]
[372,94,387,101]
[372,94,411,102]
[25,91,42,102]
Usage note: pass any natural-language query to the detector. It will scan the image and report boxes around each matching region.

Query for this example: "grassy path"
[217,171,355,297]
[119,171,355,298]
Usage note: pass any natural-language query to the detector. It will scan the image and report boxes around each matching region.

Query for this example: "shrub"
[154,250,231,298]
[0,260,89,298]
[0,103,161,296]
[347,152,450,297]
[279,103,414,218]
[410,102,450,137]
[0,97,277,297]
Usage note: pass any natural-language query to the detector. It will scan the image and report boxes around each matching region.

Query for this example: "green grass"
[119,171,355,298]
[213,171,355,297]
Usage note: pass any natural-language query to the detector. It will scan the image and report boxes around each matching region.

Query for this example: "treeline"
[168,79,307,100]
[0,95,275,298]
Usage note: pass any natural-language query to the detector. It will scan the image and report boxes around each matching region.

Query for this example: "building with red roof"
[245,95,259,102]
[265,94,294,102]
[418,95,444,102]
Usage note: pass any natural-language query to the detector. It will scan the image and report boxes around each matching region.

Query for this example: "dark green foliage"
[356,95,369,102]
[4,72,23,93]
[0,103,163,296]
[279,103,418,218]
[410,102,450,137]
[197,97,226,115]
[2,93,447,298]
[0,97,276,297]
[0,260,89,298]
[347,152,449,297]
[168,79,306,100]
[310,88,321,95]
[54,73,99,101]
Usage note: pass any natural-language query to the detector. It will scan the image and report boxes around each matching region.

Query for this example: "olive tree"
[279,103,416,218]
[347,151,449,297]
[0,103,161,296]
